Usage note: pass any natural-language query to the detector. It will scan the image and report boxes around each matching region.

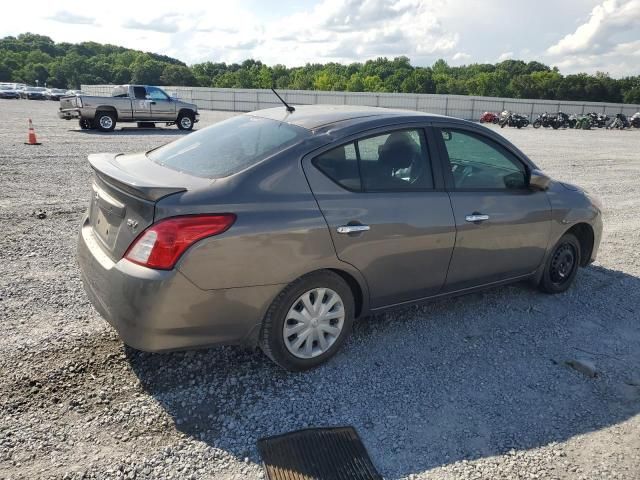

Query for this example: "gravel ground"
[1,100,639,480]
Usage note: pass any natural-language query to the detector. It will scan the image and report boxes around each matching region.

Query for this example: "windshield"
[27,87,46,92]
[0,86,10,90]
[148,115,309,178]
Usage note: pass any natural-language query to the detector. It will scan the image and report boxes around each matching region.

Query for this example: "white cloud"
[48,11,97,25]
[546,0,640,55]
[452,52,471,61]
[497,51,514,62]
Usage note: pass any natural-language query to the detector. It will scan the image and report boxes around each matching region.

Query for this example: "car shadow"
[69,128,192,136]
[125,265,640,478]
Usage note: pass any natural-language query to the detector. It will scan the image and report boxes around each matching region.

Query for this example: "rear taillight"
[124,214,236,270]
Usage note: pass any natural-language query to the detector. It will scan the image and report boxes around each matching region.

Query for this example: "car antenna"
[271,88,295,113]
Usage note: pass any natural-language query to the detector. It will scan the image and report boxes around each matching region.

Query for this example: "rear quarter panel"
[155,143,368,298]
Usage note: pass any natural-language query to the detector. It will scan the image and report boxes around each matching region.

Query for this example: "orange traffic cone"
[25,118,41,145]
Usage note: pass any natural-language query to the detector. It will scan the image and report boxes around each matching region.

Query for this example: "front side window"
[440,129,527,190]
[313,128,433,192]
[146,86,169,101]
[148,115,309,178]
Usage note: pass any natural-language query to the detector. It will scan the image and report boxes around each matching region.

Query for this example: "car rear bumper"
[59,109,80,119]
[77,219,282,352]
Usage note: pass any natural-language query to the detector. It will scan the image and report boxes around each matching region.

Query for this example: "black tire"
[533,120,542,129]
[492,117,499,124]
[95,111,116,132]
[79,119,93,130]
[176,111,194,131]
[538,233,581,294]
[259,270,355,371]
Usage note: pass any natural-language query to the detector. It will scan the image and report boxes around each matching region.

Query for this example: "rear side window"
[148,115,309,178]
[133,87,146,99]
[314,143,360,190]
[313,128,434,192]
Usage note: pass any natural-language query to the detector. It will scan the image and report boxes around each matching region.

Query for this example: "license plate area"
[89,184,126,250]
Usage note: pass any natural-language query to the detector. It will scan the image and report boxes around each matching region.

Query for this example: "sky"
[2,0,639,77]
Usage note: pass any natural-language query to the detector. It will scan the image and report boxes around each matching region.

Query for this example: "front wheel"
[538,233,581,294]
[492,117,499,124]
[260,271,354,371]
[533,120,542,129]
[176,112,194,131]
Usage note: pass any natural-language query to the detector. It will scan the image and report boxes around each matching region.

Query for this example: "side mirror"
[529,169,551,191]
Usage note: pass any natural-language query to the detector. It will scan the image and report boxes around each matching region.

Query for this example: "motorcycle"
[586,112,609,128]
[500,112,529,129]
[574,116,592,130]
[568,114,579,129]
[479,112,500,124]
[551,111,571,129]
[607,113,630,130]
[630,112,640,128]
[532,112,554,129]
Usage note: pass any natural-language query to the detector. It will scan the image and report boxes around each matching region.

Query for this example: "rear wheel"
[538,233,581,294]
[492,117,499,124]
[260,271,354,371]
[177,112,194,131]
[95,111,116,132]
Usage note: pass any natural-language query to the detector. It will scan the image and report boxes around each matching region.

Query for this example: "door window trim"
[310,124,442,193]
[433,125,533,193]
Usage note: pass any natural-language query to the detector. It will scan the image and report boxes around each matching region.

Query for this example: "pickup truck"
[58,85,199,132]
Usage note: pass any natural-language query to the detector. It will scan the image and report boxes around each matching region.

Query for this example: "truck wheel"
[96,112,116,132]
[177,112,194,131]
[79,119,93,130]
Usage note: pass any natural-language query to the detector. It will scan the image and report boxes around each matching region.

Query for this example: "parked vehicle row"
[480,110,640,130]
[0,82,87,100]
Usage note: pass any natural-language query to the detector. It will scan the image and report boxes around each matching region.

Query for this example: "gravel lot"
[1,99,639,480]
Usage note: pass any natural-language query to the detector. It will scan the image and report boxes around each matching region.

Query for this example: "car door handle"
[465,214,490,223]
[337,225,370,234]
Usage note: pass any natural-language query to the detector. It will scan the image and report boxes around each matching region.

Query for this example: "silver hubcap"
[180,117,192,128]
[99,116,113,129]
[283,288,345,359]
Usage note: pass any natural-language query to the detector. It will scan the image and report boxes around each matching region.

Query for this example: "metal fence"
[81,84,640,121]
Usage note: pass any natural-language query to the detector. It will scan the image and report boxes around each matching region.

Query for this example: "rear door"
[146,86,176,120]
[434,125,552,291]
[131,86,151,119]
[303,126,456,308]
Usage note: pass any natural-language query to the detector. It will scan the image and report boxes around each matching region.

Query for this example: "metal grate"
[258,427,382,480]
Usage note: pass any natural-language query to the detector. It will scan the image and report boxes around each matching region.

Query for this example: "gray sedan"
[77,105,602,371]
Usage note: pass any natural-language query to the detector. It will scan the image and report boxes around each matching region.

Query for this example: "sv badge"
[126,218,139,232]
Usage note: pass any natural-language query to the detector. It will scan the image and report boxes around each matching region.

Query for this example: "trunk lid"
[87,152,211,260]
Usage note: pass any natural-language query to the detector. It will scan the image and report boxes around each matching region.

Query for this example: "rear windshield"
[147,115,309,178]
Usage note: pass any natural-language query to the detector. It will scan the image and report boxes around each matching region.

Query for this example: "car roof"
[248,104,447,130]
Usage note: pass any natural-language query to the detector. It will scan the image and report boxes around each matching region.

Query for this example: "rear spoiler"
[88,153,187,202]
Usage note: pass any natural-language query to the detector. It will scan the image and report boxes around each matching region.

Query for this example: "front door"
[146,86,176,121]
[303,127,456,308]
[435,127,552,291]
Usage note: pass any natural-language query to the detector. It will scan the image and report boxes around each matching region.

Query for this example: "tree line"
[2,33,639,104]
